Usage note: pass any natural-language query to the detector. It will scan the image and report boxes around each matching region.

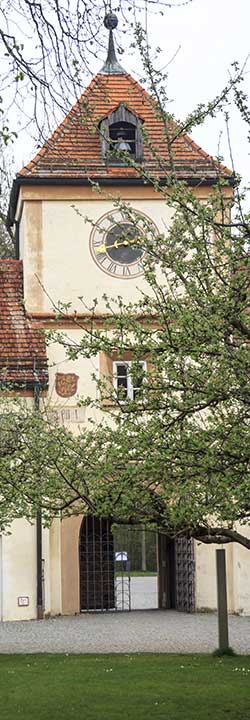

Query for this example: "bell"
[116,137,131,153]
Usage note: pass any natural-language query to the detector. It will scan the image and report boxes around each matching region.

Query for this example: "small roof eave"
[7,171,235,229]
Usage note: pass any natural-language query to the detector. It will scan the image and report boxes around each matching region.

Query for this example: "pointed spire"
[100,12,125,75]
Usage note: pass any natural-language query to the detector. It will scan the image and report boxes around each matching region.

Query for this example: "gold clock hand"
[96,239,131,253]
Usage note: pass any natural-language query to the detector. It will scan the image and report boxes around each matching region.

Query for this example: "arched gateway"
[79,517,195,612]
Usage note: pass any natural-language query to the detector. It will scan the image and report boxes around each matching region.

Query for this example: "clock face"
[90,210,156,279]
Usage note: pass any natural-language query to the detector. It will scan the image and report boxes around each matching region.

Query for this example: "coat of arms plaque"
[55,372,79,398]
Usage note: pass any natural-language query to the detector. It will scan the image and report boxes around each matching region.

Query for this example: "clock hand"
[96,239,131,253]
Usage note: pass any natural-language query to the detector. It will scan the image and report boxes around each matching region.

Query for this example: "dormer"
[99,103,144,164]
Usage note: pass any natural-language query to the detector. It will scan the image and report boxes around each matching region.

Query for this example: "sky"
[13,0,250,187]
[130,0,250,186]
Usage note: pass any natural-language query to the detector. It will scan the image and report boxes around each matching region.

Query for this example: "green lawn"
[0,654,249,720]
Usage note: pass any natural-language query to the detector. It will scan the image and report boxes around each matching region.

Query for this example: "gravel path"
[0,611,249,654]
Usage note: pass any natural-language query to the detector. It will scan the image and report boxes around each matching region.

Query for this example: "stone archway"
[78,519,195,613]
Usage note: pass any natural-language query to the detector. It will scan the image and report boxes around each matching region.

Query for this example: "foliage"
[1,162,249,549]
[0,216,14,258]
[114,525,157,572]
[0,142,15,257]
[0,9,249,552]
[0,396,182,531]
[45,110,250,548]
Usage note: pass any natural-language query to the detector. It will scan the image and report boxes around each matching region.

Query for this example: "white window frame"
[113,360,146,401]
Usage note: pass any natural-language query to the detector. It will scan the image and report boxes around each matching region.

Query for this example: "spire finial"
[100,12,125,75]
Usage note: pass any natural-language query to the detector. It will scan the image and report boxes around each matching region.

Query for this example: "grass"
[0,654,250,719]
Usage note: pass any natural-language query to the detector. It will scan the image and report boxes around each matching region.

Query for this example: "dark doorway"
[158,534,195,612]
[79,517,115,611]
[158,535,176,609]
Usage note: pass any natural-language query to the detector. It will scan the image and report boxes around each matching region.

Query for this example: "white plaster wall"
[47,333,98,403]
[1,520,62,621]
[233,526,250,615]
[2,519,37,621]
[196,531,250,616]
[44,332,109,429]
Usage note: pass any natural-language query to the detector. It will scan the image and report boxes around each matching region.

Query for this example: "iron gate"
[158,534,195,612]
[175,537,195,612]
[79,520,195,612]
[79,517,115,611]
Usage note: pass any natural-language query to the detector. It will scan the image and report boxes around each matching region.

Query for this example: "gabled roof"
[0,260,48,388]
[18,72,232,183]
[101,100,144,124]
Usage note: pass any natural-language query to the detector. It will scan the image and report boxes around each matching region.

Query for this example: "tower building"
[1,14,249,621]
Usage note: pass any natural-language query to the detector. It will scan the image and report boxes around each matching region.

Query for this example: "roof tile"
[19,73,232,182]
[0,260,48,387]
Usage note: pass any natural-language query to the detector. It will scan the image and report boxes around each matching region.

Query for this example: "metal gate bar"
[175,537,195,612]
[79,517,115,611]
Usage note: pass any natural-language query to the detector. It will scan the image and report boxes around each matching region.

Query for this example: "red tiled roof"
[0,260,48,387]
[19,73,232,182]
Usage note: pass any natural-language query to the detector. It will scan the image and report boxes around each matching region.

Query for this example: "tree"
[43,39,249,550]
[0,143,15,257]
[0,14,249,553]
[1,137,250,549]
[0,0,193,144]
[0,217,14,258]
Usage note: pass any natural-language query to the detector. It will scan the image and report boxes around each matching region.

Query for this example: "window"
[109,121,136,158]
[113,361,146,401]
[99,103,143,164]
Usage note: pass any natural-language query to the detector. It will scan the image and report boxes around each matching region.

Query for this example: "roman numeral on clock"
[97,252,107,265]
[90,211,151,278]
[107,261,117,274]
[123,265,131,276]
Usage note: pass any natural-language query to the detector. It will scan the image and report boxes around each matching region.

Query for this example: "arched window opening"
[99,103,143,164]
[109,121,136,158]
